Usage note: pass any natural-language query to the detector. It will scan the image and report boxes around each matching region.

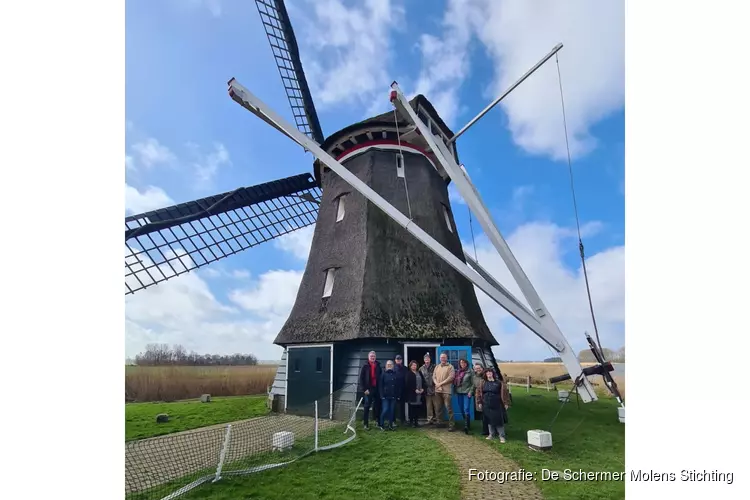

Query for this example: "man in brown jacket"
[433,352,456,431]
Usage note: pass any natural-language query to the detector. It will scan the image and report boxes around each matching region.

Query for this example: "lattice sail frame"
[254,0,324,143]
[125,173,321,295]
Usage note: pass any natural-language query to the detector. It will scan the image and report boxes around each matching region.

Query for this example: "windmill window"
[442,205,453,233]
[323,268,336,298]
[293,359,301,372]
[315,357,323,373]
[336,195,346,222]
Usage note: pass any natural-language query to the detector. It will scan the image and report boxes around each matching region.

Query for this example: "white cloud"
[201,267,251,280]
[273,225,315,260]
[125,184,173,214]
[466,221,624,361]
[125,133,230,189]
[232,269,251,279]
[125,249,301,361]
[186,142,231,188]
[131,138,177,168]
[511,185,534,204]
[295,0,405,108]
[229,270,304,318]
[413,0,623,160]
[472,0,624,160]
[413,0,479,127]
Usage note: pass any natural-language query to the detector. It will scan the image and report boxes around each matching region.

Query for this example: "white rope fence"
[125,385,362,500]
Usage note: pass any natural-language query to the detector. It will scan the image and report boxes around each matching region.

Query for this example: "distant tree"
[133,344,258,366]
[610,346,625,363]
[543,357,562,363]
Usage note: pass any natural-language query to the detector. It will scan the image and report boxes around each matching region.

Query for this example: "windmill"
[125,0,617,419]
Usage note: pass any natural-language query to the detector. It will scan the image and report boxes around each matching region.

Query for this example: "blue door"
[436,346,473,422]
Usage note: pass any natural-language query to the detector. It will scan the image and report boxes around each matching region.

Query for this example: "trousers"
[362,388,381,426]
[380,398,396,427]
[425,394,441,423]
[436,392,454,427]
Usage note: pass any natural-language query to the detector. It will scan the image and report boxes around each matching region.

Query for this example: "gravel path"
[424,428,544,500]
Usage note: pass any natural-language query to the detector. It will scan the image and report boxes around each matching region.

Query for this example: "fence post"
[546,378,551,392]
[345,396,363,434]
[213,424,232,483]
[314,400,319,452]
[526,375,531,393]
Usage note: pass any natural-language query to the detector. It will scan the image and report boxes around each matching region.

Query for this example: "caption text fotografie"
[467,469,735,484]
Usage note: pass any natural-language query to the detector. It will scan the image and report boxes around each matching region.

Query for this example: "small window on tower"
[442,205,453,233]
[323,268,336,298]
[294,359,301,372]
[336,195,346,222]
[315,357,323,373]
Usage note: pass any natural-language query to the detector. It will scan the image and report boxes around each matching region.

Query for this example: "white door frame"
[285,343,334,417]
[403,342,440,421]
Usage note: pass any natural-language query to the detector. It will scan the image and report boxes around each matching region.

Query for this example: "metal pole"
[448,43,563,144]
[213,424,232,483]
[314,400,319,451]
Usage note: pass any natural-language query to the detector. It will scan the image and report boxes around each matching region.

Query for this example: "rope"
[555,53,605,357]
[393,109,413,220]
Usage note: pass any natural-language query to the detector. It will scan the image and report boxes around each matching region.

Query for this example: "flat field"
[500,362,625,399]
[125,365,277,403]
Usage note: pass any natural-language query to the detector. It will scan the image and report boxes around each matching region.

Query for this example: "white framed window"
[396,154,405,178]
[442,205,453,233]
[336,195,346,222]
[323,268,336,298]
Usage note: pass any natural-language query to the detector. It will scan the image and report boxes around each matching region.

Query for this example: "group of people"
[357,350,512,442]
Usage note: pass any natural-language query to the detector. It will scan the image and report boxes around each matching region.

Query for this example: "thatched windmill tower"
[269,96,500,415]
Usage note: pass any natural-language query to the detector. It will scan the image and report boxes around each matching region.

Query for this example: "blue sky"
[125,0,624,362]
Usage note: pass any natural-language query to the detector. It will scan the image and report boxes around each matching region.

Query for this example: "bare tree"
[133,344,259,366]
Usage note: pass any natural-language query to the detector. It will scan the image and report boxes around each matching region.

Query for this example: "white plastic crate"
[527,429,553,451]
[272,431,295,451]
[618,406,625,424]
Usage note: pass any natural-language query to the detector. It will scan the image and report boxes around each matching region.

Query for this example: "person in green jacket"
[453,358,475,434]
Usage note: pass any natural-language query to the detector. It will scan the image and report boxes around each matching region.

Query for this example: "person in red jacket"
[358,351,382,430]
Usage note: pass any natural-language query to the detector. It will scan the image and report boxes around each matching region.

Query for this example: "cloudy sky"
[125,0,624,362]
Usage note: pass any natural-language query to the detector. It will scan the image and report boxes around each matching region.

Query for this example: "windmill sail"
[125,173,321,295]
[255,0,324,143]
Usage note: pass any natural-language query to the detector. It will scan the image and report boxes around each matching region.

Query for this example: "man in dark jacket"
[358,351,382,430]
[392,354,408,426]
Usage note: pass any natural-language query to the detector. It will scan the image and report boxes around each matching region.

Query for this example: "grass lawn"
[125,390,624,500]
[180,426,460,500]
[475,387,625,500]
[125,395,268,441]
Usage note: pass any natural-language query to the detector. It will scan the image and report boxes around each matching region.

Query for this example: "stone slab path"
[424,428,544,500]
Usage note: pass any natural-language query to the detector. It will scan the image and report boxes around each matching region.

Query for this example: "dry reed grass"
[125,365,278,402]
[500,362,625,400]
